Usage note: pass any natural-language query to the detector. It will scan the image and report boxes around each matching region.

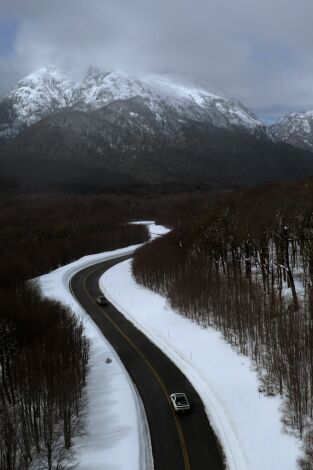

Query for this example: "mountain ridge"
[0,66,266,144]
[1,67,313,193]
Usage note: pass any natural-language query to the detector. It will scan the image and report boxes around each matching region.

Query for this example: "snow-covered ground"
[100,259,303,470]
[37,222,167,469]
[38,220,302,469]
[37,226,163,470]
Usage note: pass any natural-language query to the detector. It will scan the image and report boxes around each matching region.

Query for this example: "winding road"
[70,254,225,470]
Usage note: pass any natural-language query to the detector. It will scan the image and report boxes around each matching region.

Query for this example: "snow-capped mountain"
[0,68,313,191]
[0,66,265,143]
[5,67,312,193]
[270,111,313,152]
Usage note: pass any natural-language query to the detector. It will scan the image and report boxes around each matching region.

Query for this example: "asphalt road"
[70,254,225,470]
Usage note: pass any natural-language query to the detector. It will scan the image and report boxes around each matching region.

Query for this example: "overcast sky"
[1,0,313,122]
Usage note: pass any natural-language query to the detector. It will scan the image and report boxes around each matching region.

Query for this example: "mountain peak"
[271,110,313,151]
[16,66,68,88]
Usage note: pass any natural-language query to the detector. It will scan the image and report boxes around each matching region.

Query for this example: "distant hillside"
[1,67,313,193]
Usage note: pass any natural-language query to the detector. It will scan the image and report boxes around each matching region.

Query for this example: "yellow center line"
[73,264,191,470]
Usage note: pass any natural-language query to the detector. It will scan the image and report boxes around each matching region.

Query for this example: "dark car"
[96,295,108,306]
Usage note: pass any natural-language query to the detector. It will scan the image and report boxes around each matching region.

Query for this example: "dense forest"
[133,178,313,469]
[0,286,89,469]
[0,193,150,469]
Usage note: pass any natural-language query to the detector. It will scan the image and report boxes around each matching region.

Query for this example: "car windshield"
[175,395,188,405]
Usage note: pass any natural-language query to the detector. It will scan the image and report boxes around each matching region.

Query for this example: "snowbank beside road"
[100,259,302,470]
[37,221,168,469]
[37,240,157,469]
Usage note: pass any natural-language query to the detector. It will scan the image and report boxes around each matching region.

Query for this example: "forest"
[133,177,313,469]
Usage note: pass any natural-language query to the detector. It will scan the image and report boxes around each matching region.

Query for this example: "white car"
[170,393,190,412]
[96,295,108,306]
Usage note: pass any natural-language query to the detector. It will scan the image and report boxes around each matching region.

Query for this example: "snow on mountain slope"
[0,67,265,142]
[270,111,313,152]
[144,74,262,129]
[0,67,75,140]
[74,69,154,109]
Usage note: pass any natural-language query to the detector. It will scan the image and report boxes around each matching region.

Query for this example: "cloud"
[1,0,313,119]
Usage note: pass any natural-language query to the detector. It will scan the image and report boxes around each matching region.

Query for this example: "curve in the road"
[70,254,225,470]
